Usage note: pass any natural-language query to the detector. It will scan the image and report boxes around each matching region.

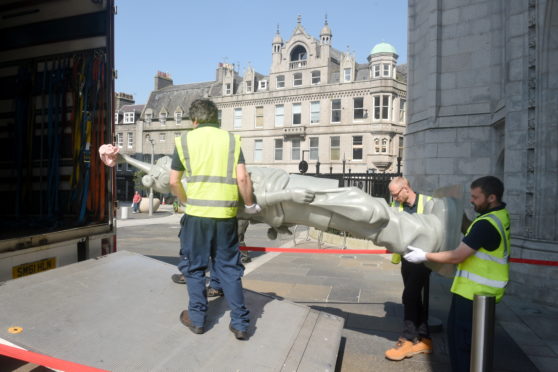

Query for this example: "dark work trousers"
[178,214,250,331]
[447,293,473,372]
[401,258,432,341]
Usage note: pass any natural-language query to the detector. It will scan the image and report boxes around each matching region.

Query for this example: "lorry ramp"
[0,251,343,371]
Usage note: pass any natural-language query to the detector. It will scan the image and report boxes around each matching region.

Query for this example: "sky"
[115,0,408,104]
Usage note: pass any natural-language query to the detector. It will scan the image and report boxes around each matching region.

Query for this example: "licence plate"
[12,257,57,279]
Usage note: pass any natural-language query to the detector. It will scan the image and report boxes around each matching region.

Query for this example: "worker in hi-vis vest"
[385,177,433,361]
[405,176,510,372]
[170,99,261,341]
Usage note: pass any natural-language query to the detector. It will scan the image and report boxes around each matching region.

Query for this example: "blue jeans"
[178,214,249,331]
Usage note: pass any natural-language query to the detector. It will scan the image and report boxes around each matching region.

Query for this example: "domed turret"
[272,25,283,54]
[370,42,398,57]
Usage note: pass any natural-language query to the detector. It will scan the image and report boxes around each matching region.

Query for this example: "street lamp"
[145,134,155,216]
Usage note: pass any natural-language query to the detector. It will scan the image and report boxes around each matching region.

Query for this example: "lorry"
[0,0,116,281]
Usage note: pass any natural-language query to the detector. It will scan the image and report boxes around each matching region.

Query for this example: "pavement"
[115,204,558,372]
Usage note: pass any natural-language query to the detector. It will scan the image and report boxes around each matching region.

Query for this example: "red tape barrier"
[240,246,558,266]
[0,343,109,372]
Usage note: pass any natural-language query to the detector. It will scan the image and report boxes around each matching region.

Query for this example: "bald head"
[388,176,416,205]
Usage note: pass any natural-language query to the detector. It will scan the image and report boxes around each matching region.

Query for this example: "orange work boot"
[385,338,415,361]
[411,338,433,354]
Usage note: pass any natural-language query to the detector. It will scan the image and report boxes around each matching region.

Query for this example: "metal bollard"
[471,294,496,372]
[121,206,129,220]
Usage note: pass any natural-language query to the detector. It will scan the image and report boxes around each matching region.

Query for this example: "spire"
[320,14,332,44]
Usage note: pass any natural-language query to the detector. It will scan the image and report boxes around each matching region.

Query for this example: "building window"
[383,63,390,77]
[115,112,119,124]
[344,68,351,82]
[399,99,406,122]
[311,70,321,85]
[116,133,123,148]
[145,112,152,124]
[353,136,363,160]
[373,64,380,78]
[255,106,264,128]
[381,138,388,153]
[245,80,252,93]
[259,80,267,90]
[292,103,301,125]
[175,132,181,137]
[353,97,364,120]
[123,112,134,124]
[117,163,123,171]
[274,139,283,161]
[126,163,133,171]
[276,75,285,89]
[330,136,340,161]
[291,138,301,160]
[175,111,182,124]
[159,133,166,142]
[254,139,263,162]
[293,72,302,86]
[275,105,284,127]
[310,137,319,161]
[159,112,167,125]
[310,101,320,124]
[234,108,242,129]
[225,83,232,95]
[374,138,380,153]
[373,95,390,120]
[127,132,134,148]
[331,99,341,123]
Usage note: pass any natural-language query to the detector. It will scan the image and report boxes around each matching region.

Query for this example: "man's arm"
[236,163,254,206]
[170,170,187,203]
[406,241,476,264]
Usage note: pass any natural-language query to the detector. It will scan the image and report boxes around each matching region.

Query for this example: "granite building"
[406,0,558,305]
[131,18,408,175]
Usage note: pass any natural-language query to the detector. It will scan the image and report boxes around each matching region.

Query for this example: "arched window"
[290,45,307,61]
[374,138,380,153]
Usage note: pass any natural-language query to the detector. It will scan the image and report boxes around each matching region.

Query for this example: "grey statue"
[113,154,464,276]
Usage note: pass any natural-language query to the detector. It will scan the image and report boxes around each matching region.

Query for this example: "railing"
[289,60,307,69]
[308,172,401,202]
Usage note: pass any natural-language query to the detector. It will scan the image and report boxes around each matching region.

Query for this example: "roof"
[142,81,222,118]
[118,104,145,114]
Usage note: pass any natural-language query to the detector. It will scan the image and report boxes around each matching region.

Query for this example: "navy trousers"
[401,258,431,341]
[447,293,473,372]
[178,214,250,331]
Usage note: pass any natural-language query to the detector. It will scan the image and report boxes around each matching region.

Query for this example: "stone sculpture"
[101,149,464,276]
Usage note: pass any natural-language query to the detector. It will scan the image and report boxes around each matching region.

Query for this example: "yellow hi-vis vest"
[391,194,432,263]
[175,126,241,218]
[451,208,510,303]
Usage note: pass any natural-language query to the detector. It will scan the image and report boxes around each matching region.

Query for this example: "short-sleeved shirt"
[171,124,245,171]
[462,204,506,252]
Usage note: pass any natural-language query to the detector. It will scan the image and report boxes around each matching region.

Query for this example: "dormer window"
[114,112,119,124]
[123,112,134,124]
[159,112,167,125]
[344,68,352,82]
[246,80,252,93]
[175,111,182,124]
[145,111,152,124]
[259,80,268,90]
[225,83,232,95]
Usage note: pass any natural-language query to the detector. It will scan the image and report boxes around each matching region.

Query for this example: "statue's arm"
[257,188,314,207]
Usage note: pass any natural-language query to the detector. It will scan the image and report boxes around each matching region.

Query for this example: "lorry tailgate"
[0,250,343,371]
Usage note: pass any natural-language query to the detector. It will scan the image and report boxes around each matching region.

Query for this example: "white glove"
[404,246,427,263]
[244,203,261,214]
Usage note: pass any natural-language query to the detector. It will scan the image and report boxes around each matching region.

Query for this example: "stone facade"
[120,18,408,177]
[407,0,558,305]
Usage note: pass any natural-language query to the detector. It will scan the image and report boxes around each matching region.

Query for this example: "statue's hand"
[289,188,315,204]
